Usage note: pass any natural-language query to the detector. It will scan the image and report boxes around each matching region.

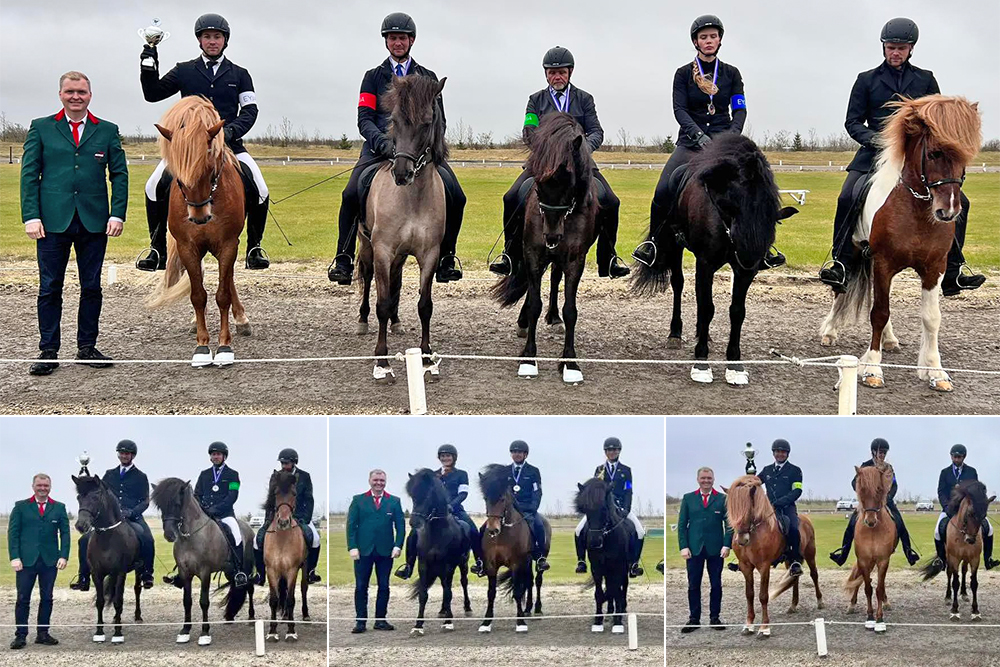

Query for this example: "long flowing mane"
[527,112,592,189]
[725,475,774,531]
[855,464,891,504]
[479,463,512,506]
[157,95,235,186]
[151,476,192,514]
[574,478,611,515]
[264,470,297,514]
[383,75,449,163]
[948,480,990,520]
[406,468,449,512]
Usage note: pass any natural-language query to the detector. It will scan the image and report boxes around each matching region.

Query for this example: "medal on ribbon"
[212,465,224,493]
[695,58,719,115]
[549,86,570,113]
[512,464,524,493]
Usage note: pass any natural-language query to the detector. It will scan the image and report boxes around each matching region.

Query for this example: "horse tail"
[497,568,517,601]
[408,574,430,601]
[218,580,250,620]
[769,570,797,599]
[920,557,946,581]
[844,563,866,595]
[842,254,873,322]
[489,263,529,308]
[278,576,288,603]
[146,233,192,308]
[629,222,673,296]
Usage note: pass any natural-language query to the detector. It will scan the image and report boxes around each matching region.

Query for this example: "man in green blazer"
[20,71,128,376]
[347,469,405,634]
[677,466,732,633]
[7,474,70,649]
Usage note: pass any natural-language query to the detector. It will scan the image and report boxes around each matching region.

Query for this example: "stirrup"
[488,251,512,275]
[246,245,270,268]
[233,571,249,588]
[135,247,161,271]
[631,240,657,267]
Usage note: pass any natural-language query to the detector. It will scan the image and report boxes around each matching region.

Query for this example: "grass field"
[326,528,666,588]
[2,163,997,272]
[663,512,953,570]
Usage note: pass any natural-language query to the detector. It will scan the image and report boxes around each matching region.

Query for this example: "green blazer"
[678,489,733,556]
[346,491,405,557]
[7,497,71,567]
[20,109,128,233]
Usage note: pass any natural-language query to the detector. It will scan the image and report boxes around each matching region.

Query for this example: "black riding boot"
[394,532,418,579]
[630,537,645,577]
[140,533,155,588]
[932,537,947,569]
[70,536,91,591]
[137,195,168,272]
[786,523,804,576]
[468,524,486,577]
[253,547,266,586]
[245,196,270,269]
[436,168,465,283]
[830,513,858,566]
[983,529,999,570]
[894,514,921,565]
[307,545,323,583]
[942,198,985,296]
[574,530,587,573]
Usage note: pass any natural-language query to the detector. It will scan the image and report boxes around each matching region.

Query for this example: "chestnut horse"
[725,475,822,638]
[820,95,981,392]
[844,464,897,633]
[263,470,309,641]
[147,95,250,368]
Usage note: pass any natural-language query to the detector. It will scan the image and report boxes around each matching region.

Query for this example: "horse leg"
[479,574,497,632]
[524,562,534,613]
[724,267,755,386]
[860,260,892,388]
[970,565,980,620]
[134,570,144,622]
[533,563,543,615]
[300,570,310,621]
[514,568,529,632]
[874,559,889,632]
[558,258,584,384]
[545,265,564,331]
[199,576,212,644]
[667,240,684,348]
[441,568,455,630]
[230,266,251,336]
[372,250,395,383]
[268,580,279,640]
[809,553,824,609]
[789,569,800,613]
[819,292,843,347]
[951,563,961,619]
[178,577,192,643]
[413,572,429,635]
[459,558,472,614]
[388,257,405,333]
[945,565,954,602]
[357,242,374,335]
[214,244,237,363]
[961,561,968,599]
[416,249,437,375]
[517,262,544,379]
[691,259,716,383]
[917,272,951,390]
[741,568,756,634]
[881,317,900,352]
[180,250,213,366]
[285,574,297,640]
[847,564,860,613]
[592,570,605,632]
[112,573,125,642]
[93,573,106,642]
[757,566,771,638]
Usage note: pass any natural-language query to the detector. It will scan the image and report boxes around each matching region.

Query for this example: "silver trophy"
[742,442,757,475]
[138,18,170,70]
[77,450,92,477]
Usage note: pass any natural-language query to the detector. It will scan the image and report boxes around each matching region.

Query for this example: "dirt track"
[0,586,326,667]
[0,263,997,415]
[328,581,664,667]
[664,567,1000,667]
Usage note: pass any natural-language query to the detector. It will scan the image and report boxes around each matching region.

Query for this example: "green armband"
[792,482,803,490]
[524,113,539,127]
[229,481,240,490]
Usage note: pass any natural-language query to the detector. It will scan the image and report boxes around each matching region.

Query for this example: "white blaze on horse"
[819,95,981,392]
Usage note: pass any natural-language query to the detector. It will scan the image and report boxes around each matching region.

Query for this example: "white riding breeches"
[253,520,320,549]
[144,153,268,203]
[936,511,994,540]
[576,511,645,539]
[221,516,242,546]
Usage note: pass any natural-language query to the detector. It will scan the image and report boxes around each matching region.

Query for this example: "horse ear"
[778,206,798,220]
[151,483,157,491]
[155,123,173,141]
[577,483,584,491]
[207,120,225,140]
[572,134,583,153]
[71,475,78,484]
[989,495,997,503]
[971,102,979,111]
[721,485,729,494]
[408,472,413,479]
[437,77,447,95]
[854,465,861,474]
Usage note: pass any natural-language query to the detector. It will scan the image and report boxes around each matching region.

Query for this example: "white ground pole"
[814,617,828,657]
[405,347,428,415]
[837,355,859,415]
[254,619,265,656]
[627,612,638,650]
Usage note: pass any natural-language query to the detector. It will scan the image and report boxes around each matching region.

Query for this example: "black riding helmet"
[771,439,791,453]
[870,438,890,453]
[194,13,230,42]
[208,441,229,457]
[438,444,459,461]
[691,15,724,41]
[880,17,919,45]
[950,444,968,457]
[278,448,298,464]
[543,46,574,69]
[603,437,622,451]
[509,440,530,454]
[381,12,416,37]
[116,439,138,455]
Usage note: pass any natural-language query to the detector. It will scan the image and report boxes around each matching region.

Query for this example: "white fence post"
[837,355,858,415]
[107,265,118,286]
[404,348,428,415]
[626,613,638,650]
[254,619,265,656]
[814,618,828,657]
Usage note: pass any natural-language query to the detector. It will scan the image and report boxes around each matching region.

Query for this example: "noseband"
[392,146,432,176]
[176,169,221,209]
[901,136,966,201]
[78,504,122,533]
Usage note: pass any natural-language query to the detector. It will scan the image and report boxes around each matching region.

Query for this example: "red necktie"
[70,120,82,146]
[702,494,709,508]
[374,495,381,510]
[38,502,45,516]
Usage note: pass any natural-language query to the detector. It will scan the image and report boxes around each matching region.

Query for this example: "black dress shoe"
[489,254,512,276]
[436,255,463,283]
[985,558,1000,571]
[245,246,270,270]
[327,257,354,285]
[308,570,322,584]
[905,549,921,567]
[142,575,155,589]
[29,349,59,376]
[629,562,644,578]
[829,547,849,567]
[35,633,58,646]
[76,346,113,368]
[70,576,90,592]
[709,618,725,630]
[789,561,804,577]
[680,619,700,634]
[727,562,740,572]
[10,636,26,650]
[372,621,395,631]
[470,559,486,577]
[942,271,986,296]
[136,250,166,272]
[351,623,366,634]
[575,560,588,574]
[608,256,631,279]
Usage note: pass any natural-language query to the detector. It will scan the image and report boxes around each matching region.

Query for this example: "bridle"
[78,503,122,534]
[161,507,210,539]
[901,136,966,201]
[586,497,628,550]
[176,169,221,210]
[392,146,432,177]
[485,496,524,536]
[270,500,299,531]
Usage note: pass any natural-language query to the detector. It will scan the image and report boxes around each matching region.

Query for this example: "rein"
[486,499,525,535]
[900,136,966,201]
[162,511,211,539]
[78,504,123,533]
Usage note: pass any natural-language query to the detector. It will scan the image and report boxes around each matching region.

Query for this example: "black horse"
[633,133,797,385]
[491,113,599,385]
[575,478,632,634]
[72,474,142,644]
[405,468,474,636]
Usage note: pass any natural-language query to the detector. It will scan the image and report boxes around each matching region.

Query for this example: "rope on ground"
[0,619,327,628]
[327,612,665,622]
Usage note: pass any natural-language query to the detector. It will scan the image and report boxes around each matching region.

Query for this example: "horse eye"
[928,150,944,160]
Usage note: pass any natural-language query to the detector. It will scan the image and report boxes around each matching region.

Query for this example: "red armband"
[358,93,376,110]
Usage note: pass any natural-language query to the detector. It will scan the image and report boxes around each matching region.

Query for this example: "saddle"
[661,164,695,247]
[844,170,876,256]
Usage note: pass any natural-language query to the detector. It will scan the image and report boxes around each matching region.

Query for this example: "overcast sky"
[666,416,999,502]
[1,1,997,143]
[329,416,664,515]
[0,416,328,516]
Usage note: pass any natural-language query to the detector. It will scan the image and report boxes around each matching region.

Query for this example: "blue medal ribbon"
[212,464,225,491]
[695,58,719,115]
[549,86,570,113]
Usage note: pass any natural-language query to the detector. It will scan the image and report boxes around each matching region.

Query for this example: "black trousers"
[36,214,107,352]
[686,551,723,621]
[649,145,698,233]
[15,561,58,637]
[336,145,466,260]
[779,508,802,559]
[831,169,971,275]
[354,552,393,622]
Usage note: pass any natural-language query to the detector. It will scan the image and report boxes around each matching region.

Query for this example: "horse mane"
[73,473,102,495]
[157,95,235,186]
[479,463,511,505]
[574,478,610,514]
[151,476,191,512]
[854,464,890,504]
[383,75,449,163]
[948,480,990,520]
[405,468,449,511]
[264,470,297,513]
[874,95,982,183]
[527,113,592,186]
[725,475,773,531]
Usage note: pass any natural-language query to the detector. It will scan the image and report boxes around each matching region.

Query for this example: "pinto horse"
[633,134,797,386]
[725,475,822,638]
[819,95,981,392]
[844,464,897,633]
[490,113,599,384]
[147,95,250,368]
[263,470,309,641]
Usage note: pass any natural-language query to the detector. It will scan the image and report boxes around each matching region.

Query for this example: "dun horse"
[263,470,309,641]
[844,464,897,633]
[575,478,631,634]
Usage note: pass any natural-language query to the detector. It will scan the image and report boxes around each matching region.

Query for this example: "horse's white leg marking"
[919,276,948,384]
[881,317,900,351]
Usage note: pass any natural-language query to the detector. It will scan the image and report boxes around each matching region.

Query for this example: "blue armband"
[731,94,747,110]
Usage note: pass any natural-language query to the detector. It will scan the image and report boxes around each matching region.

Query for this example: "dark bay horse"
[575,478,631,634]
[725,475,822,637]
[147,95,250,368]
[151,477,255,645]
[844,464,897,632]
[490,113,599,384]
[357,76,448,384]
[478,464,550,632]
[72,475,142,644]
[820,95,981,392]
[405,468,473,636]
[921,481,995,621]
[263,470,308,641]
[633,134,797,385]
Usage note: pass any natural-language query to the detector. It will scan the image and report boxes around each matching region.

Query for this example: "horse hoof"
[236,322,252,337]
[757,629,770,639]
[198,635,212,646]
[266,633,279,641]
[950,613,961,621]
[518,363,538,378]
[741,625,755,635]
[191,346,213,368]
[874,622,887,633]
[971,613,982,621]
[390,322,405,335]
[725,368,749,386]
[214,346,234,367]
[373,365,396,384]
[478,625,492,633]
[820,334,837,347]
[882,341,900,353]
[786,606,798,614]
[410,627,425,637]
[546,321,565,334]
[862,375,884,389]
[846,605,856,614]
[961,594,969,601]
[285,633,298,641]
[929,378,954,392]
[442,622,454,631]
[111,635,125,644]
[865,619,875,630]
[426,362,441,382]
[93,634,106,643]
[517,326,528,338]
[562,367,584,385]
[691,366,714,383]
[666,336,683,349]
[591,624,604,633]
[515,624,528,633]
[612,625,624,634]
[817,600,825,610]
[356,322,369,336]
[176,634,190,644]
